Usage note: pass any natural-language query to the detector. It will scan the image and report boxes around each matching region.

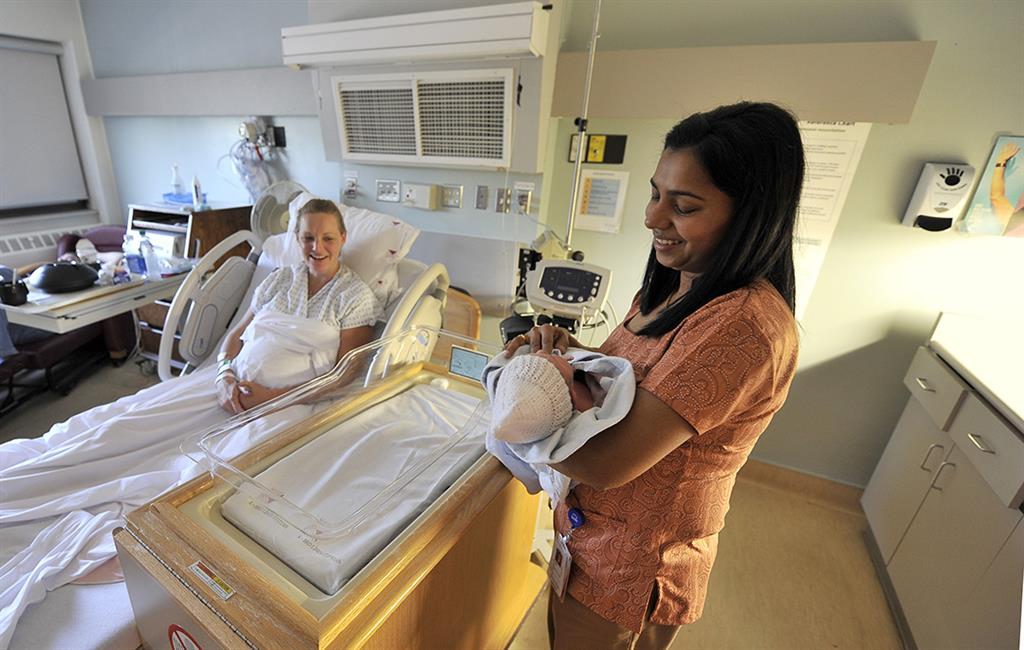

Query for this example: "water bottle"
[140,237,162,279]
[171,163,184,196]
[122,232,146,279]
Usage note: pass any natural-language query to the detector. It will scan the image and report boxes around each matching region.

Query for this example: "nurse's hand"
[503,324,580,356]
[216,373,244,415]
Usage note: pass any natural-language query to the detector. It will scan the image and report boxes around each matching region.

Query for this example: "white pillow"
[260,205,419,307]
[339,207,420,306]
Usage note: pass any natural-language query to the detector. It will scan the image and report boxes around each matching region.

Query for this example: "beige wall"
[541,0,1023,486]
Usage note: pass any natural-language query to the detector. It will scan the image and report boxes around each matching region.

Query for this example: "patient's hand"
[237,381,288,411]
[216,375,244,415]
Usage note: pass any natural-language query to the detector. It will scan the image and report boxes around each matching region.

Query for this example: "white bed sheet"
[222,383,484,595]
[0,365,318,649]
[8,582,138,650]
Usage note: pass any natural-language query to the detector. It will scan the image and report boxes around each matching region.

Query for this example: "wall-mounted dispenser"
[902,162,975,231]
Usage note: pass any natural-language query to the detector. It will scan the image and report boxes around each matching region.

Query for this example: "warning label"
[168,623,202,650]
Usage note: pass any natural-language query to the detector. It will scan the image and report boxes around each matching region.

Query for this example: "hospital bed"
[6,218,542,649]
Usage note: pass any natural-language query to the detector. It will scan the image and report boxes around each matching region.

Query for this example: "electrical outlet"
[403,183,440,210]
[475,185,489,210]
[343,171,358,200]
[441,185,463,209]
[376,179,400,203]
[513,189,532,213]
[495,188,512,213]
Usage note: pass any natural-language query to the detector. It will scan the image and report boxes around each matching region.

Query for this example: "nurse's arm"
[550,388,696,490]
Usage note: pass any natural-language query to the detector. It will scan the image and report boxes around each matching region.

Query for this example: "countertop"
[930,312,1024,433]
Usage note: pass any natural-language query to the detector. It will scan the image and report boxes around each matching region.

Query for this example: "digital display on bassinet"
[449,345,490,383]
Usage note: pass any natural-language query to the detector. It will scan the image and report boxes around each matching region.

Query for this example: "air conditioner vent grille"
[417,80,506,160]
[339,87,416,155]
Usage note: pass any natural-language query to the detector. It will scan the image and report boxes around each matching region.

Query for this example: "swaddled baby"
[489,351,598,443]
[483,348,634,505]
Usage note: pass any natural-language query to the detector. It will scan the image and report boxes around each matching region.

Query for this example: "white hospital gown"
[252,264,382,328]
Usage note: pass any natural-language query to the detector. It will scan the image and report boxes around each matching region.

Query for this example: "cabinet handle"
[915,377,936,392]
[966,432,996,454]
[929,461,955,491]
[918,443,944,471]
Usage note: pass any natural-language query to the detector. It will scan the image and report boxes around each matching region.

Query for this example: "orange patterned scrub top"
[553,279,799,632]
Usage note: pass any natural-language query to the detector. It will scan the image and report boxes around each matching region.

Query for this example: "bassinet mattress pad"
[221,383,483,594]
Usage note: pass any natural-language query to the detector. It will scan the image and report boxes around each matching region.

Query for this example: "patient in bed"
[482,348,635,504]
[0,196,391,645]
[215,197,382,414]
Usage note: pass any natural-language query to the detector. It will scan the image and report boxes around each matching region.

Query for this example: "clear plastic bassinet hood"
[179,327,498,595]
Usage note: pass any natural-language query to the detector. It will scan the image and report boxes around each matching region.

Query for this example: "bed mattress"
[221,383,484,594]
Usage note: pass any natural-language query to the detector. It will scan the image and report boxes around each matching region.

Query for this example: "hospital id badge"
[548,533,573,600]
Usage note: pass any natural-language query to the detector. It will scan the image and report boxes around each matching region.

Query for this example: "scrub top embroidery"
[252,264,382,329]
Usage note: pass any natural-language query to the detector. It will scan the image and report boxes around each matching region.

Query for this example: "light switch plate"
[495,188,512,213]
[376,179,400,203]
[441,185,463,209]
[475,185,489,210]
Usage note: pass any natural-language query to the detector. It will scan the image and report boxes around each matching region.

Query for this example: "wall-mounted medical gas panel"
[281,2,549,67]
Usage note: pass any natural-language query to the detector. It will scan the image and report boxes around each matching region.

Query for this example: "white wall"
[543,0,1024,486]
[0,0,119,224]
[71,0,1024,485]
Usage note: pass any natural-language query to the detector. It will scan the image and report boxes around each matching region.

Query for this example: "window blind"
[0,38,88,211]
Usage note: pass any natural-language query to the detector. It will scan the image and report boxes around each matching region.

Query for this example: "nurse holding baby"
[502,102,804,649]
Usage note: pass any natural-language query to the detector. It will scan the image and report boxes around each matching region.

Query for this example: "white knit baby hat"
[491,354,573,444]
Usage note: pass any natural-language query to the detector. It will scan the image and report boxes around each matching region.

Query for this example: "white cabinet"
[953,519,1024,650]
[861,400,952,563]
[886,445,1022,649]
[863,342,1024,650]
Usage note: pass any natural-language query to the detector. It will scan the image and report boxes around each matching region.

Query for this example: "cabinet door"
[887,446,1022,650]
[861,399,951,563]
[952,518,1024,650]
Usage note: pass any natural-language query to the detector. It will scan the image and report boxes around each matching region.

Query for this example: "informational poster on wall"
[794,121,872,320]
[574,169,630,233]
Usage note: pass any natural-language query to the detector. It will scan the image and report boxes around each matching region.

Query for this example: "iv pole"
[564,0,602,253]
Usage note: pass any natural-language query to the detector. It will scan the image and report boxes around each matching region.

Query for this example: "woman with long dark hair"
[506,101,804,649]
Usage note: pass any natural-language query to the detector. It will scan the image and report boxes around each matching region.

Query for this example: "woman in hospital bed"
[0,197,382,647]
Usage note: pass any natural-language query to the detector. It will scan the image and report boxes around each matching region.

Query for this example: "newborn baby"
[489,351,598,443]
[482,348,635,505]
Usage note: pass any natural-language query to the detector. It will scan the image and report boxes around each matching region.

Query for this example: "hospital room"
[1,0,1021,648]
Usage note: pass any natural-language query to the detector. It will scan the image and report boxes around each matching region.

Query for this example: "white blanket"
[221,384,483,595]
[0,314,338,649]
[236,310,340,388]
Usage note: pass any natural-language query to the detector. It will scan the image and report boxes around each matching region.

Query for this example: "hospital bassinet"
[114,327,546,649]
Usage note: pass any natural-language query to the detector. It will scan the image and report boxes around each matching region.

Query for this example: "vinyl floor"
[510,462,904,650]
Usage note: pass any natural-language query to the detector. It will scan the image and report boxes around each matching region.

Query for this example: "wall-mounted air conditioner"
[333,69,514,168]
[283,1,560,172]
[282,2,550,67]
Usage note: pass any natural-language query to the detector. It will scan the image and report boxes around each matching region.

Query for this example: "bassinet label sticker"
[168,623,202,650]
[189,560,235,600]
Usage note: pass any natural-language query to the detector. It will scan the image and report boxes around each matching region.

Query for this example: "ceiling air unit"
[334,70,513,168]
[281,2,548,67]
[285,1,559,172]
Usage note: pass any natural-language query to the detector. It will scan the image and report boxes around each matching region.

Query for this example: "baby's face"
[531,351,573,390]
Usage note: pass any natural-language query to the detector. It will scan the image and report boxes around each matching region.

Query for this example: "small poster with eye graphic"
[960,135,1024,237]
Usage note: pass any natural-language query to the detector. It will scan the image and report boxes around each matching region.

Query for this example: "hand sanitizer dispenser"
[902,163,975,231]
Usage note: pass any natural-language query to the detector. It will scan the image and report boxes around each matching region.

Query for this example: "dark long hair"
[637,102,804,336]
